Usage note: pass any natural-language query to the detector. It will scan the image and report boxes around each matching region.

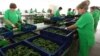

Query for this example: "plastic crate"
[50,17,63,21]
[11,32,38,43]
[65,21,76,27]
[0,50,4,56]
[21,24,37,32]
[40,27,75,44]
[1,41,48,56]
[0,27,13,38]
[26,35,72,56]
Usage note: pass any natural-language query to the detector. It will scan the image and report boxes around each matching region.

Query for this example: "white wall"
[0,0,99,14]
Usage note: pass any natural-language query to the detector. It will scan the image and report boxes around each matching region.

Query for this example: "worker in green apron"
[67,8,72,16]
[54,7,62,17]
[51,7,62,21]
[90,6,100,32]
[64,1,95,56]
[4,3,22,31]
[17,9,21,16]
[30,8,33,13]
[71,9,76,15]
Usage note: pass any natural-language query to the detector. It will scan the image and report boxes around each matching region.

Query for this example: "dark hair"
[68,8,71,11]
[90,6,95,10]
[59,7,62,10]
[10,3,17,9]
[91,6,100,10]
[95,6,100,10]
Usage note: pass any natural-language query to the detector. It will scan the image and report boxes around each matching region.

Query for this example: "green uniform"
[17,9,21,20]
[99,10,100,20]
[71,11,75,15]
[54,10,60,17]
[4,9,21,30]
[67,11,72,16]
[30,9,33,13]
[91,9,100,31]
[75,12,95,56]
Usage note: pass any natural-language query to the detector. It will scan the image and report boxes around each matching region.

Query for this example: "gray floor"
[90,20,100,56]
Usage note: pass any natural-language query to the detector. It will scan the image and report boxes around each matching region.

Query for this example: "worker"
[54,7,62,17]
[29,8,34,24]
[47,9,54,18]
[90,6,100,32]
[17,9,21,14]
[71,9,76,15]
[30,8,33,13]
[95,7,100,19]
[25,10,28,13]
[4,3,22,30]
[17,9,22,22]
[51,7,62,21]
[64,1,95,56]
[67,8,72,16]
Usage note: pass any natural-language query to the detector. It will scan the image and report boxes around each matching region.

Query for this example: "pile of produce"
[6,45,41,56]
[45,28,66,36]
[14,33,37,42]
[32,37,59,53]
[34,16,44,24]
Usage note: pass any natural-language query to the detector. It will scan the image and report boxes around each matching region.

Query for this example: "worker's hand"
[59,27,66,30]
[65,27,68,30]
[11,24,16,28]
[13,27,18,31]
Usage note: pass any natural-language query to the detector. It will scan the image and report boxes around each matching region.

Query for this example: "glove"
[65,27,68,30]
[59,26,66,30]
[11,24,16,28]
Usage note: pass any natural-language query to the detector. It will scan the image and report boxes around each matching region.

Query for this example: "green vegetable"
[6,45,41,56]
[0,39,10,47]
[57,20,66,25]
[34,16,44,24]
[45,28,66,36]
[32,37,59,53]
[15,33,37,42]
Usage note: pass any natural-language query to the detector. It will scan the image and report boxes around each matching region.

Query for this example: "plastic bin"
[21,24,37,32]
[65,21,76,27]
[0,27,13,38]
[26,35,72,56]
[0,50,4,56]
[50,17,63,21]
[1,41,48,56]
[11,32,38,43]
[40,27,75,44]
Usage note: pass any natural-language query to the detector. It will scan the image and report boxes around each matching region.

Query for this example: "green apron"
[54,10,60,17]
[4,9,22,30]
[91,9,100,31]
[67,11,72,16]
[75,12,95,56]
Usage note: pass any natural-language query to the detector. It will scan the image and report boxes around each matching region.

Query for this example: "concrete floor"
[90,20,100,56]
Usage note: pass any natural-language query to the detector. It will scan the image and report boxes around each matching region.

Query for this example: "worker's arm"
[4,10,16,27]
[65,24,77,30]
[4,19,15,27]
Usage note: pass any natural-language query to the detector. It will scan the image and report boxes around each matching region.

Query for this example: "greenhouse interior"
[0,0,100,56]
